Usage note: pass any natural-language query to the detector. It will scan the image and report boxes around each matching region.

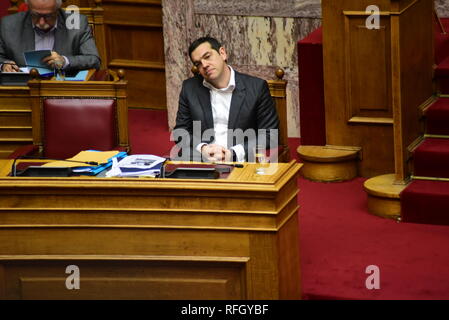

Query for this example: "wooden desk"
[0,160,302,299]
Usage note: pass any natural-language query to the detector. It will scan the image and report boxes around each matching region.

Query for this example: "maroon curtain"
[298,27,326,146]
[0,0,9,18]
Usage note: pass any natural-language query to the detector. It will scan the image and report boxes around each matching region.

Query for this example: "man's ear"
[219,47,227,61]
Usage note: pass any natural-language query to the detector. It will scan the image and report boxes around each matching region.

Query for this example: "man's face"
[190,42,228,83]
[29,0,58,32]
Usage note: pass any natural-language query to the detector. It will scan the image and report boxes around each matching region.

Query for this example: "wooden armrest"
[7,145,39,159]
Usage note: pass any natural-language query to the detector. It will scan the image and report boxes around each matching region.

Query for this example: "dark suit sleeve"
[64,15,101,71]
[0,19,9,64]
[173,81,202,161]
[174,81,193,135]
[240,79,279,161]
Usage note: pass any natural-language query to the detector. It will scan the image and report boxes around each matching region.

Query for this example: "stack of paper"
[42,150,127,175]
[106,154,166,177]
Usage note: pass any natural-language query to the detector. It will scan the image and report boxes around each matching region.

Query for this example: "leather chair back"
[43,98,116,159]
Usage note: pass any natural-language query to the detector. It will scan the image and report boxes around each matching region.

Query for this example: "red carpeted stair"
[401,180,449,226]
[425,97,449,135]
[400,16,449,226]
[413,138,449,179]
[434,18,449,94]
[401,101,449,225]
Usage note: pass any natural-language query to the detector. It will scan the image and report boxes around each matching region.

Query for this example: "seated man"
[174,36,279,162]
[0,0,100,73]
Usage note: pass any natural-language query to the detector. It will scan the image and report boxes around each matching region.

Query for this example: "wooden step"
[297,145,360,182]
[364,174,407,220]
[0,126,32,139]
[0,111,31,126]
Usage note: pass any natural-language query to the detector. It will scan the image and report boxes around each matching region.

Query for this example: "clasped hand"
[201,144,233,162]
[1,51,64,72]
[41,51,65,69]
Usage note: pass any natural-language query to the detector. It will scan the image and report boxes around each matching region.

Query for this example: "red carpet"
[299,176,449,300]
[413,138,449,179]
[129,108,449,300]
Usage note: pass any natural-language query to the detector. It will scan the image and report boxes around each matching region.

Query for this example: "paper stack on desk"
[106,154,166,177]
[42,150,127,175]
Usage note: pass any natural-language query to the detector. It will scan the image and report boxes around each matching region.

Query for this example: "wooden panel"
[1,259,245,300]
[8,0,95,13]
[108,26,164,62]
[103,0,166,109]
[345,16,392,120]
[278,212,301,299]
[0,127,32,139]
[268,77,290,162]
[117,68,166,109]
[0,112,31,126]
[0,86,32,158]
[322,0,395,177]
[322,0,433,178]
[0,161,302,299]
[103,1,162,26]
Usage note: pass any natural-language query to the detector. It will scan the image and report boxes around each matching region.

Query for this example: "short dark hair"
[188,37,222,60]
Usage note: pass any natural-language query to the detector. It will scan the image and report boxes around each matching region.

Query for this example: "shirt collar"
[203,66,236,93]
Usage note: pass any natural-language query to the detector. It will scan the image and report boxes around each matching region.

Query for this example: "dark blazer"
[0,9,100,72]
[174,70,279,161]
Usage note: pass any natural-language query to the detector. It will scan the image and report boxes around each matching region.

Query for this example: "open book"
[23,50,54,76]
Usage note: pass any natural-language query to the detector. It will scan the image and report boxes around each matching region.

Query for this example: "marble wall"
[162,0,321,137]
[162,0,449,137]
[436,0,449,16]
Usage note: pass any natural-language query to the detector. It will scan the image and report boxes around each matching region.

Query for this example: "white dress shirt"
[196,66,245,162]
[33,20,69,68]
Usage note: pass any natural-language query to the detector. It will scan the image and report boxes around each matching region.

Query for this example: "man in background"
[0,0,100,73]
[174,36,279,162]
